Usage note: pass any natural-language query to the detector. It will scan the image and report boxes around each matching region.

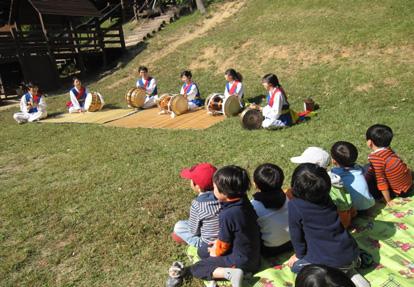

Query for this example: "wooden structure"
[0,0,126,94]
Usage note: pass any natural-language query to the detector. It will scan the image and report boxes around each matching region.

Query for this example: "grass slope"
[1,0,414,286]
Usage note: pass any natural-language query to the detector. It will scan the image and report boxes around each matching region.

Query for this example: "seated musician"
[252,74,296,129]
[224,68,244,107]
[67,77,88,113]
[13,82,47,124]
[136,66,158,108]
[180,70,203,110]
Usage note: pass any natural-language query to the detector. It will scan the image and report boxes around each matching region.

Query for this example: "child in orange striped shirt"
[365,124,413,206]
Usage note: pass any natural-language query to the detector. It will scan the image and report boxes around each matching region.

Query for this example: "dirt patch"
[0,161,24,179]
[189,46,221,70]
[355,83,374,92]
[383,77,399,86]
[140,0,246,66]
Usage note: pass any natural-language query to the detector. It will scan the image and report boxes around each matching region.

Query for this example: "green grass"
[1,0,414,286]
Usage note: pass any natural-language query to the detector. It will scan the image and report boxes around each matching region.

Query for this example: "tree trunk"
[195,0,206,14]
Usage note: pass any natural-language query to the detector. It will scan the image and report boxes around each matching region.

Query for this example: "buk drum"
[84,92,105,112]
[240,108,263,130]
[125,87,146,108]
[205,93,241,117]
[157,93,188,116]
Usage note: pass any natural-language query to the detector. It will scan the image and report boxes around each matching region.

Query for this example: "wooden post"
[195,0,207,14]
[10,27,30,84]
[37,12,60,85]
[95,19,107,67]
[69,19,86,74]
[118,4,126,51]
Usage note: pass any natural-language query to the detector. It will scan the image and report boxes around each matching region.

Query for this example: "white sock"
[351,273,371,287]
[223,268,243,287]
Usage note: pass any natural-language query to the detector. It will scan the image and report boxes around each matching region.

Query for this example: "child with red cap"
[172,163,221,249]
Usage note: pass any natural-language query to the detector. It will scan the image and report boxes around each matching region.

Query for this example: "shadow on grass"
[47,111,65,118]
[246,94,266,105]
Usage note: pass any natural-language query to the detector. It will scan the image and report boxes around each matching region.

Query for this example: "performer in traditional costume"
[67,77,89,113]
[13,82,47,124]
[224,68,244,107]
[136,66,158,108]
[255,74,297,128]
[180,70,203,110]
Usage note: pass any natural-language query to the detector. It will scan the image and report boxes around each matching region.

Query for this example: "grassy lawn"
[1,0,414,286]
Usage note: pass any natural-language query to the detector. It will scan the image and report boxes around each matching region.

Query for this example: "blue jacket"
[288,197,359,268]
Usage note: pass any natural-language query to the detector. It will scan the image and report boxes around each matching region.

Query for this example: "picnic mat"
[187,197,414,287]
[41,108,137,124]
[105,108,225,130]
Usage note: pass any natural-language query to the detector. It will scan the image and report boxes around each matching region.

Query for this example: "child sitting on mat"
[330,141,375,214]
[171,163,221,248]
[180,70,203,110]
[67,77,88,113]
[251,163,292,257]
[13,82,47,124]
[136,66,158,108]
[290,147,356,228]
[287,163,370,287]
[365,124,413,206]
[251,73,297,128]
[166,165,261,287]
[224,68,244,106]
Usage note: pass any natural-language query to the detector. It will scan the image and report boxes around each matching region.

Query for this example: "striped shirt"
[367,147,412,194]
[188,191,221,244]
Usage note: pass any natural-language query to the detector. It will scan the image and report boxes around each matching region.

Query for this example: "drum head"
[126,88,146,108]
[223,95,241,117]
[240,108,263,130]
[205,93,222,110]
[158,93,172,110]
[85,92,104,112]
[170,95,188,115]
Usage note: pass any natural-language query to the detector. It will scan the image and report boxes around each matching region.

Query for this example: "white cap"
[290,147,331,168]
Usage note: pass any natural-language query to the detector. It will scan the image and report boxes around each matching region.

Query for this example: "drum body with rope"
[157,93,188,116]
[205,93,241,117]
[125,87,146,108]
[240,108,263,130]
[84,92,105,112]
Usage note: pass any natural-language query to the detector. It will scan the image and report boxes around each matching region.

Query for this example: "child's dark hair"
[254,163,284,192]
[180,70,192,78]
[331,141,358,168]
[27,82,39,89]
[213,165,250,199]
[73,77,80,83]
[262,73,281,87]
[225,68,243,82]
[291,163,331,205]
[366,124,393,148]
[253,163,286,209]
[138,66,148,73]
[295,264,356,287]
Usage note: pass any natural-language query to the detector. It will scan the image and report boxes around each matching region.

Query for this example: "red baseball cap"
[180,163,217,191]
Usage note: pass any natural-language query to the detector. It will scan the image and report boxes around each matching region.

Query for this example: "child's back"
[251,163,290,255]
[331,165,375,211]
[289,197,358,268]
[367,147,412,194]
[287,163,369,287]
[365,125,413,203]
[251,199,289,248]
[220,195,261,271]
[330,141,375,211]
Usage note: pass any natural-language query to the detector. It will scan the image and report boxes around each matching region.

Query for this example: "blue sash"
[139,77,157,96]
